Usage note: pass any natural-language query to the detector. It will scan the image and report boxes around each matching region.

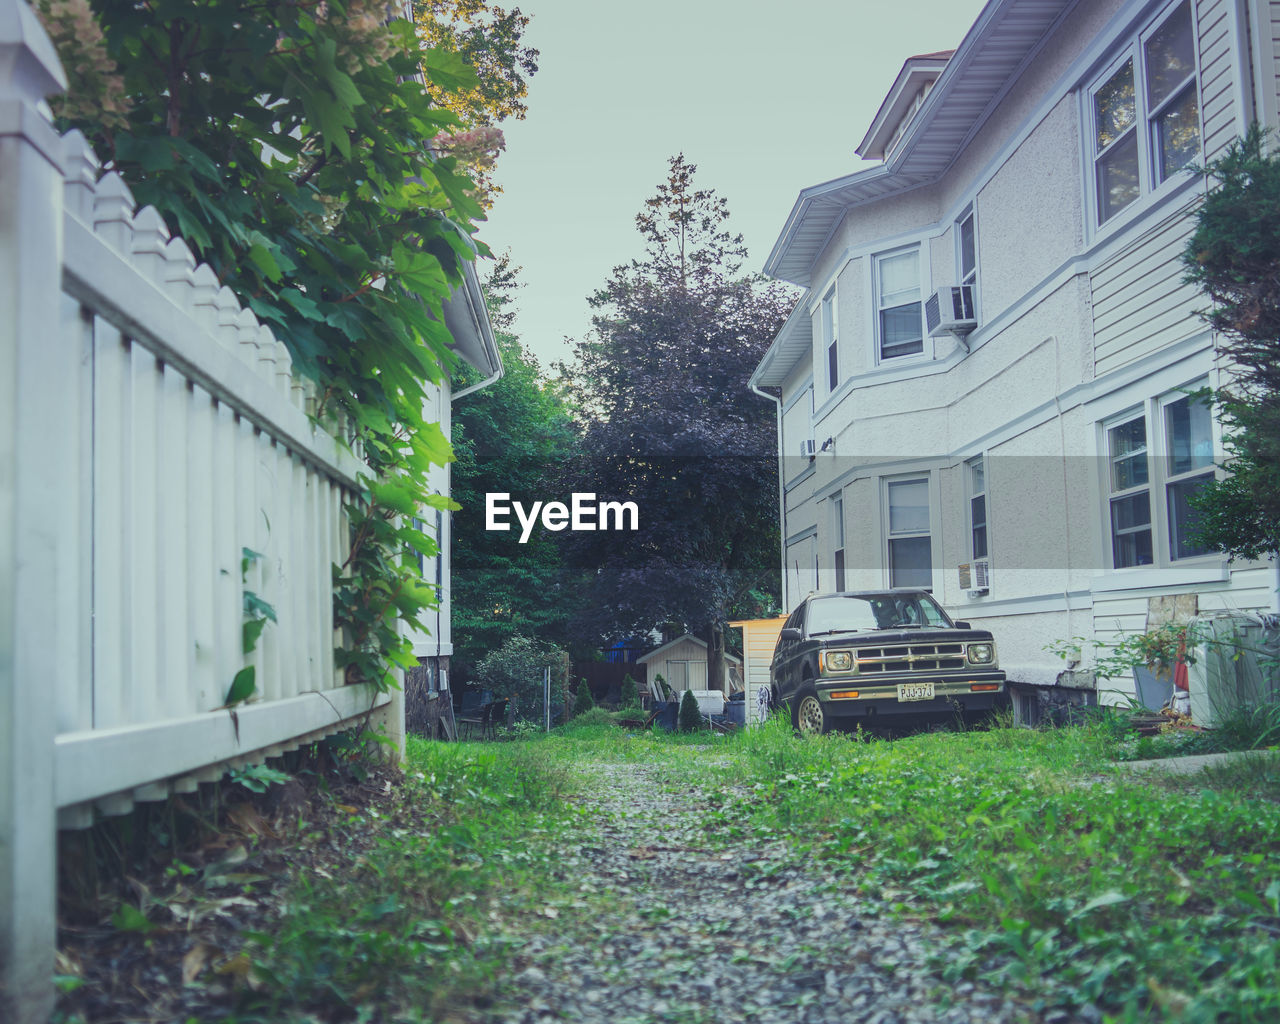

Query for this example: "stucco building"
[750,0,1280,713]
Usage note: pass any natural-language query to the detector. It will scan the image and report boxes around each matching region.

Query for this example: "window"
[886,477,932,589]
[1163,393,1213,559]
[875,248,924,360]
[967,456,987,560]
[1104,386,1215,569]
[831,492,846,593]
[957,205,978,310]
[1107,416,1152,568]
[1089,1,1199,225]
[822,288,838,392]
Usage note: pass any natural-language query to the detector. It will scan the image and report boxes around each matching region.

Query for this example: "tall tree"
[1183,126,1280,560]
[415,0,539,203]
[450,256,579,667]
[563,155,795,689]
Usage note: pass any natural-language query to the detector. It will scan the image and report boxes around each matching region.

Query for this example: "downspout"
[751,381,788,611]
[453,366,502,400]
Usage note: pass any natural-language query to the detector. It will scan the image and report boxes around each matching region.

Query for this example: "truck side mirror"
[953,620,971,629]
[780,627,803,641]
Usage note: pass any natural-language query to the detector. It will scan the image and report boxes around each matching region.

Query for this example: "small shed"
[637,635,743,697]
[729,617,787,725]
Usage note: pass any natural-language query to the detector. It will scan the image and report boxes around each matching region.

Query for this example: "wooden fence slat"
[211,400,240,710]
[90,321,127,729]
[159,362,190,719]
[186,384,218,714]
[235,415,261,700]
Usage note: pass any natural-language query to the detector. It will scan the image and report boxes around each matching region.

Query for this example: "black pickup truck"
[770,591,1007,734]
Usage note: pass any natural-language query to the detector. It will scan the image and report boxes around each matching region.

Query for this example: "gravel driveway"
[487,760,1077,1024]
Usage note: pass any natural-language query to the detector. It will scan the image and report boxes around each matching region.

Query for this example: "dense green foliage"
[474,634,567,720]
[572,680,595,718]
[1183,125,1280,559]
[36,0,533,694]
[678,689,702,732]
[562,155,794,687]
[450,257,579,665]
[620,675,640,709]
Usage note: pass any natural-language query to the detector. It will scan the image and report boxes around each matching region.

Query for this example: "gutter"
[448,258,503,399]
[751,382,789,611]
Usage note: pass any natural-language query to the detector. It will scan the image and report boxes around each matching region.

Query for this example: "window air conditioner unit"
[799,439,817,459]
[925,285,977,337]
[957,559,990,594]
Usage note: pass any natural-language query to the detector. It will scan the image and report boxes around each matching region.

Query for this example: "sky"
[481,0,991,372]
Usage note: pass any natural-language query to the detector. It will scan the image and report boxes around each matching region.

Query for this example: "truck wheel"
[791,683,830,736]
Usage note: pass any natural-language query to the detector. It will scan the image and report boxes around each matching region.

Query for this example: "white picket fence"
[51,127,389,823]
[2,5,396,1018]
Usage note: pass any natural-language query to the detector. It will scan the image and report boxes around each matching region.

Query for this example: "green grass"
[232,736,582,1022]
[228,719,1280,1023]
[712,716,1280,1022]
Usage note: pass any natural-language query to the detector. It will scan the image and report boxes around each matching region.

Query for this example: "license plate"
[897,682,934,702]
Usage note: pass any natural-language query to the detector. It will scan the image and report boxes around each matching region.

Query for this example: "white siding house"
[751,0,1280,716]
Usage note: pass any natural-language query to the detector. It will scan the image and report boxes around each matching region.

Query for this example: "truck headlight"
[967,643,994,665]
[822,650,854,673]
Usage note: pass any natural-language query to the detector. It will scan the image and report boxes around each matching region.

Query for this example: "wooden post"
[0,2,68,1020]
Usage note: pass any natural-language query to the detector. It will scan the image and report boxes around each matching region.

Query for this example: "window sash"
[876,249,923,360]
[887,478,931,590]
[1089,1,1199,225]
[1104,382,1215,569]
[958,209,977,287]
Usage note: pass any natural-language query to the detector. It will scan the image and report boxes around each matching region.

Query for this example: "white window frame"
[1159,388,1216,562]
[1085,0,1202,229]
[965,455,988,563]
[872,245,929,365]
[1100,381,1217,572]
[956,204,979,319]
[822,286,838,394]
[883,475,934,591]
[831,491,846,593]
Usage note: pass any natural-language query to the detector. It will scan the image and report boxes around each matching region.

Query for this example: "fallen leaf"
[228,803,274,838]
[183,943,212,985]
[336,803,359,814]
[541,907,559,919]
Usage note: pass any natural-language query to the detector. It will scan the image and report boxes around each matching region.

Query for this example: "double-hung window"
[1163,393,1214,559]
[1105,387,1215,569]
[1090,0,1199,225]
[967,456,988,561]
[886,477,932,589]
[957,205,978,312]
[831,492,846,593]
[1107,416,1153,568]
[875,248,924,361]
[822,287,838,392]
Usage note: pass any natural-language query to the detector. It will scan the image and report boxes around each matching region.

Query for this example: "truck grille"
[855,643,965,674]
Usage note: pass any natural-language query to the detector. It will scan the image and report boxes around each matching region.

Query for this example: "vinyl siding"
[1091,203,1202,374]
[1197,0,1239,162]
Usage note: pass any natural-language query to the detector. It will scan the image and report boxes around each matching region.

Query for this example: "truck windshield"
[805,593,952,635]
